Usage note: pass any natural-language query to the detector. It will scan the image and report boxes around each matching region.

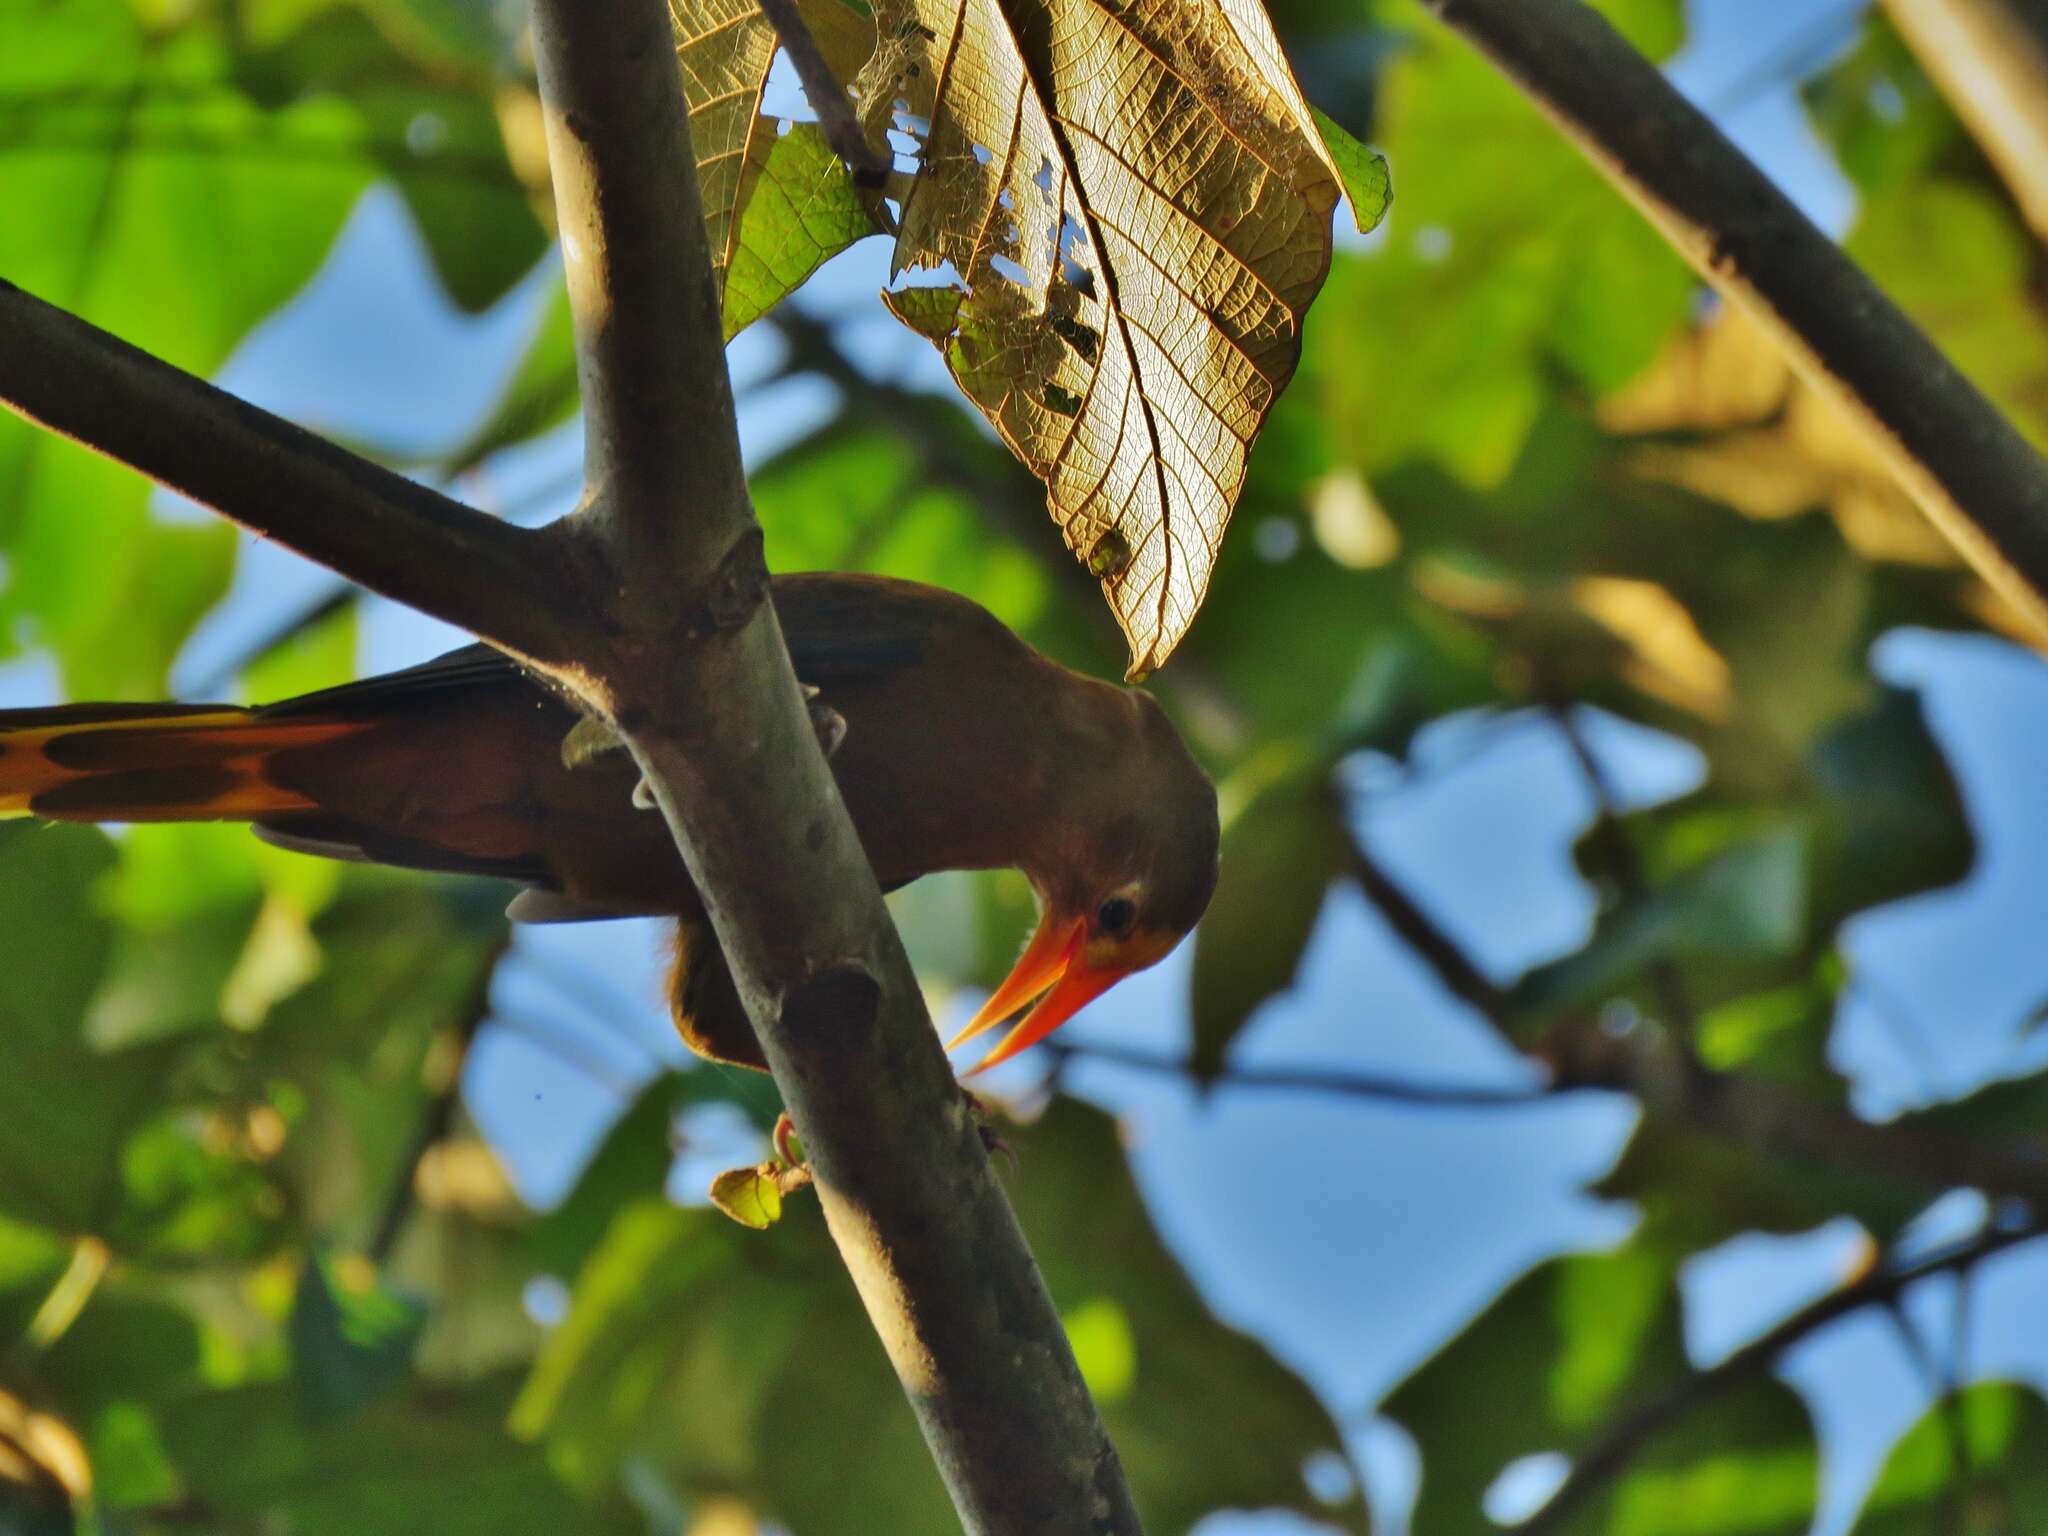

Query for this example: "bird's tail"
[0,702,364,824]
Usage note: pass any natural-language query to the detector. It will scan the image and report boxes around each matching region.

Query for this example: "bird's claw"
[809,696,847,758]
[960,1088,1018,1167]
[631,777,658,811]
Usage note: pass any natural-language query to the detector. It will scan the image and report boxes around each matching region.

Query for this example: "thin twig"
[1047,1038,1550,1107]
[1337,818,1511,1024]
[755,0,891,184]
[1545,701,1705,1067]
[1424,0,2048,641]
[1514,1219,2044,1535]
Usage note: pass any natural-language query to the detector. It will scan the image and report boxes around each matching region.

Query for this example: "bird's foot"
[802,684,847,758]
[960,1088,1017,1167]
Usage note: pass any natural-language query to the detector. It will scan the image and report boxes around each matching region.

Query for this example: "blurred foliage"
[3,0,2048,1532]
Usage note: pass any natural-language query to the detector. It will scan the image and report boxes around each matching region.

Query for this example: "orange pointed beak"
[945,908,1128,1074]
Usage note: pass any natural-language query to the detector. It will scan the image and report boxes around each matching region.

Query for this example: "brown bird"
[0,574,1218,1074]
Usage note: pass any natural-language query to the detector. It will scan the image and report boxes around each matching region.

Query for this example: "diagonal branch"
[1543,701,1705,1073]
[0,279,574,668]
[1424,0,2048,643]
[1514,1217,2044,1535]
[1340,826,1510,1024]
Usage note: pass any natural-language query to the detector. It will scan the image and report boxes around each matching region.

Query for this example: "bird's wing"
[774,573,945,684]
[258,643,524,719]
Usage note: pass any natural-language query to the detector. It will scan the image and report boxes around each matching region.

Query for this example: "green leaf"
[1306,5,1694,484]
[516,1102,1360,1531]
[1312,107,1392,233]
[1855,1382,2048,1533]
[236,7,546,312]
[720,122,878,338]
[165,1382,627,1536]
[442,278,580,475]
[291,1250,429,1424]
[88,1400,180,1512]
[1189,753,1345,1079]
[707,1165,784,1229]
[0,825,117,1052]
[1061,1297,1138,1403]
[1806,686,1973,926]
[1512,831,1809,1016]
[1386,1244,1817,1535]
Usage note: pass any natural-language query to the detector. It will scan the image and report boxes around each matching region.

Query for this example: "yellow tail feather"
[0,708,358,822]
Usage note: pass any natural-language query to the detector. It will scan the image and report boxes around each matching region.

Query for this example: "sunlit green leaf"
[1312,107,1392,233]
[720,122,879,337]
[708,1165,784,1229]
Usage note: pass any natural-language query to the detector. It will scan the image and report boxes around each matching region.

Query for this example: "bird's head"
[948,688,1218,1073]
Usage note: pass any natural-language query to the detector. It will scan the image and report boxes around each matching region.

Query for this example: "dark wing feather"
[259,643,528,719]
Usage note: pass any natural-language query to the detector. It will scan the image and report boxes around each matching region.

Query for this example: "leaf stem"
[755,0,892,184]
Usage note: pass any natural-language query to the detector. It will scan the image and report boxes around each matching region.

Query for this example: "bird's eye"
[1096,896,1137,936]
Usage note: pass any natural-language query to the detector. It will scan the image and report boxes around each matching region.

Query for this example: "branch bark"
[1424,0,2048,643]
[1883,0,2048,248]
[528,8,1140,1529]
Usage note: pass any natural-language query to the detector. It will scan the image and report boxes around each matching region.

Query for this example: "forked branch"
[0,0,1144,1528]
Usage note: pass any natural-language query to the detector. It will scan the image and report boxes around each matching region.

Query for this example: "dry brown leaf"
[1604,306,1970,568]
[855,0,1342,675]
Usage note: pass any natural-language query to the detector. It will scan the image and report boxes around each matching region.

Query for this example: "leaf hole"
[988,253,1033,288]
[1086,527,1131,577]
[1042,383,1083,417]
[890,259,969,293]
[1049,311,1099,362]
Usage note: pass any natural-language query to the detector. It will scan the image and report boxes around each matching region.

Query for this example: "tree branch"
[1882,0,2048,249]
[527,3,1143,1531]
[1424,0,2048,643]
[1047,1038,1549,1107]
[1546,1019,2048,1207]
[1339,826,1510,1023]
[1514,1217,2044,1535]
[756,0,891,183]
[0,279,574,668]
[1543,701,1705,1072]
